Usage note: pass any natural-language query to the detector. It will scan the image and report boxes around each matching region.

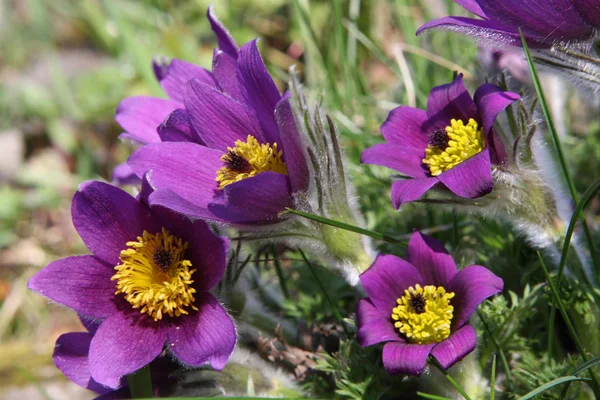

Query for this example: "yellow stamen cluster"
[216,135,288,190]
[391,284,455,344]
[422,118,485,176]
[112,228,198,321]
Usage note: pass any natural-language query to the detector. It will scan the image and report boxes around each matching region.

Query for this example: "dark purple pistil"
[225,151,252,173]
[409,293,426,314]
[153,249,173,271]
[428,129,449,149]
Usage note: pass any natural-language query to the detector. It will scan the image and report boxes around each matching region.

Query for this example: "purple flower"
[417,0,600,49]
[356,231,503,375]
[112,6,243,184]
[361,75,519,208]
[28,181,236,388]
[126,38,309,226]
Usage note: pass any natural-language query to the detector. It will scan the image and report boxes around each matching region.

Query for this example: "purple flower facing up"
[417,1,600,87]
[112,6,250,185]
[361,75,519,208]
[28,181,236,388]
[126,19,309,226]
[356,231,503,376]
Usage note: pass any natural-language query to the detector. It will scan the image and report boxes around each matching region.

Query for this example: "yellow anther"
[391,284,455,344]
[112,228,197,321]
[216,135,287,190]
[422,118,485,176]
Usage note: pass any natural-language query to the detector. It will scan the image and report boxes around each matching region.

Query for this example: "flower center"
[216,135,288,190]
[391,284,455,344]
[112,228,198,321]
[422,118,485,177]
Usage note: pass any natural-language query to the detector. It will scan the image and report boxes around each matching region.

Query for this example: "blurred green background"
[1,0,599,399]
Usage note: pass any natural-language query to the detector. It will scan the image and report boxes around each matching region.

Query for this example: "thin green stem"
[283,208,407,246]
[299,249,349,336]
[127,365,153,398]
[477,312,515,391]
[430,357,473,400]
[271,245,290,298]
[537,252,600,394]
[520,30,599,276]
[417,392,452,400]
[490,354,497,400]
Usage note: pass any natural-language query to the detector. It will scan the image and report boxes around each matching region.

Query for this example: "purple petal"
[184,79,263,151]
[436,149,493,199]
[148,189,221,223]
[360,254,424,316]
[128,142,223,210]
[275,93,310,193]
[449,265,503,329]
[574,0,600,27]
[391,177,439,208]
[207,5,239,59]
[417,17,530,47]
[208,172,292,225]
[111,163,140,186]
[431,324,477,369]
[407,231,457,288]
[116,97,180,145]
[213,51,241,100]
[236,40,282,145]
[380,106,428,149]
[382,341,435,376]
[79,315,101,335]
[157,108,203,144]
[153,57,169,81]
[88,313,166,389]
[152,208,229,292]
[474,0,594,41]
[454,0,487,17]
[425,75,478,132]
[54,332,112,394]
[361,144,427,178]
[138,173,154,207]
[168,293,236,369]
[28,255,119,319]
[158,59,215,103]
[356,299,402,347]
[72,180,157,265]
[474,84,520,135]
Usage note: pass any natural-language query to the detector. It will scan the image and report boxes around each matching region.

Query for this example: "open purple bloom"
[29,181,236,388]
[112,6,243,184]
[417,0,600,49]
[357,231,503,376]
[127,37,309,226]
[361,75,519,208]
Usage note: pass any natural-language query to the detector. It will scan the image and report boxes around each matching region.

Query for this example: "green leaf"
[573,355,600,376]
[516,376,590,400]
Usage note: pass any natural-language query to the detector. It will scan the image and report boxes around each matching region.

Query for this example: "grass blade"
[516,376,589,400]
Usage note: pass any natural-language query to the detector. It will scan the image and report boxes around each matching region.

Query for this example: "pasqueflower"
[356,231,503,375]
[361,75,519,207]
[417,1,600,87]
[29,181,236,388]
[112,6,243,184]
[128,39,309,225]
